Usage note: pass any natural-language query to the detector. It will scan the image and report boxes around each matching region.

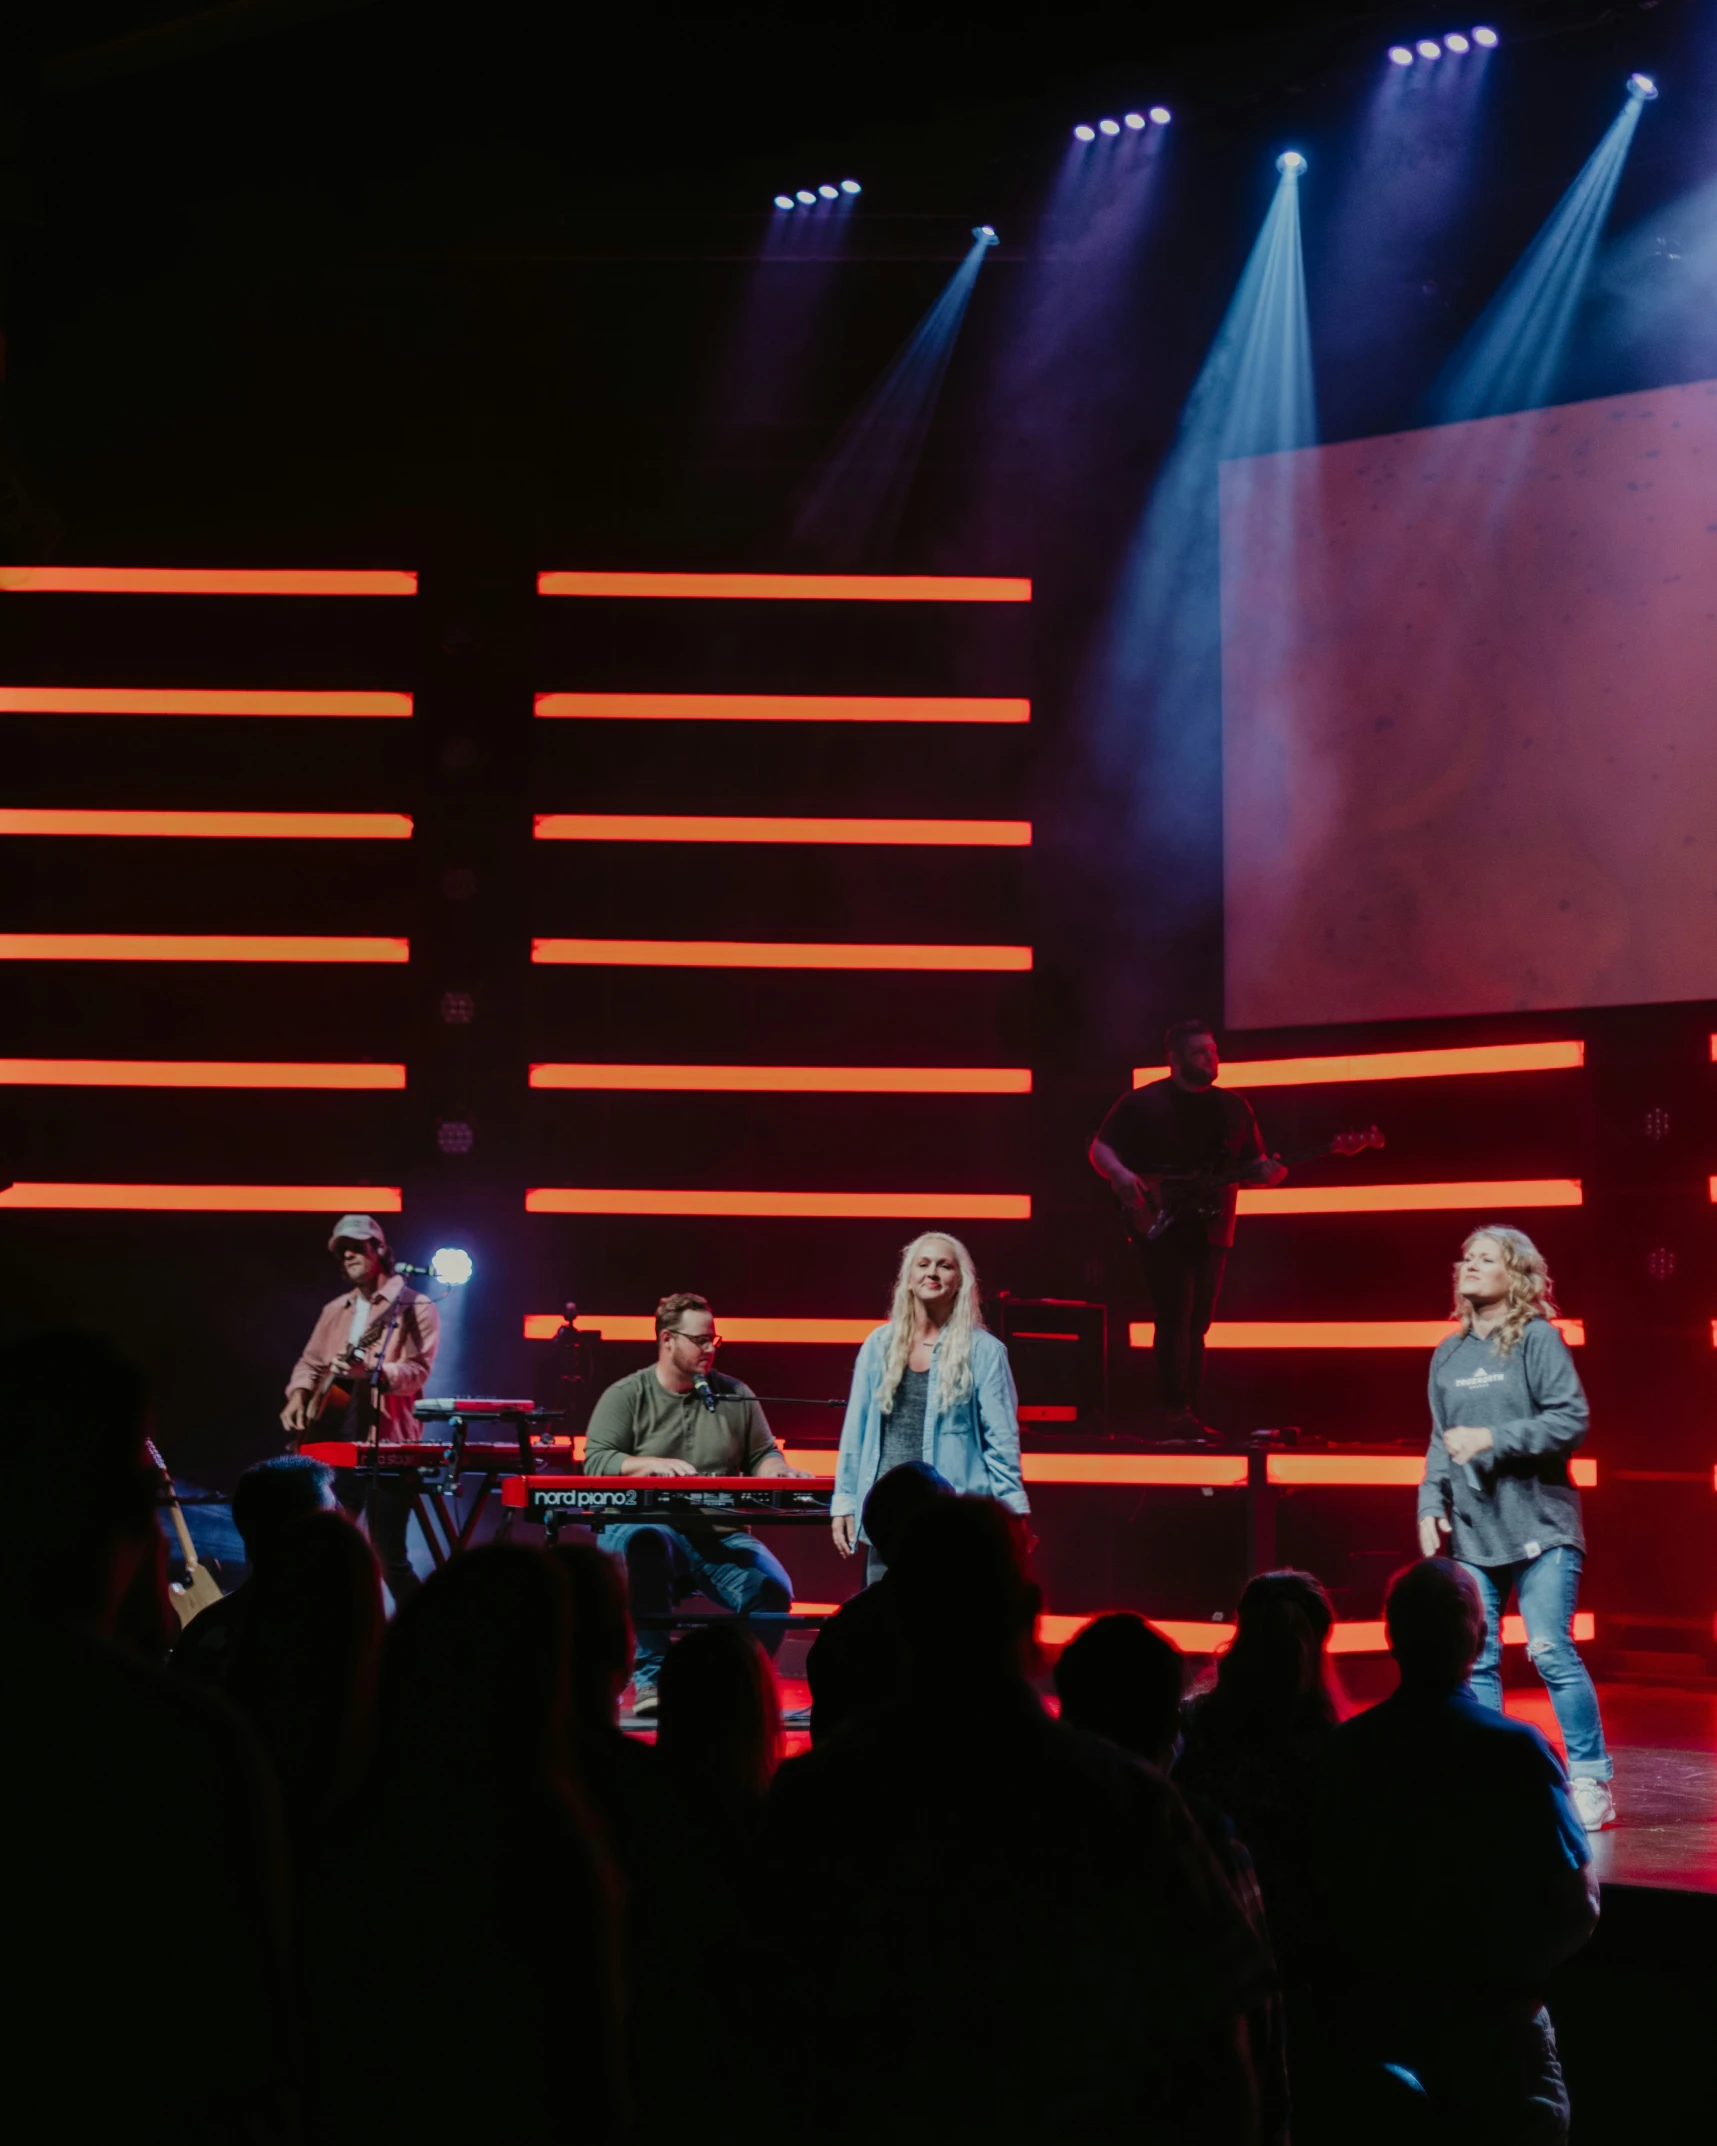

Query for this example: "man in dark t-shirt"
[1090,1019,1285,1432]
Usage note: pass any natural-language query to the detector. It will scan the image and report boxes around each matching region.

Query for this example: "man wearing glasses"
[584,1291,808,1714]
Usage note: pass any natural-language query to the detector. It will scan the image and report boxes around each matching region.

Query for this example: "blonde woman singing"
[1418,1225,1614,1830]
[831,1233,1028,1577]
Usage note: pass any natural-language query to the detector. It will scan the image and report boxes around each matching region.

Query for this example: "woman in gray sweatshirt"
[1417,1225,1614,1831]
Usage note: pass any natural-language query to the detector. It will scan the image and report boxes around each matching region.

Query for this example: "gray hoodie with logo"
[1418,1319,1588,1566]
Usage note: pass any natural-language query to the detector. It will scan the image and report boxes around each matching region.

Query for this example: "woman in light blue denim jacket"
[831,1231,1029,1579]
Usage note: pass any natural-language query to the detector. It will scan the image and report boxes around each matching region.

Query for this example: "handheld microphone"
[693,1372,721,1414]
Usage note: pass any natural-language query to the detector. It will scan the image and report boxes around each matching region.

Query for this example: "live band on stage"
[276,1016,1610,1810]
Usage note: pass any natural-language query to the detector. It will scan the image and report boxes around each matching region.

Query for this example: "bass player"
[281,1213,439,1603]
[1089,1019,1286,1437]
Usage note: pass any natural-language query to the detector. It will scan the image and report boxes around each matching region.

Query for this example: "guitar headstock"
[1330,1124,1385,1155]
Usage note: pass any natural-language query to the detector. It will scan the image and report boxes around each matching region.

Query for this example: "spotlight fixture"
[1628,72,1659,100]
[773,194,795,211]
[795,190,816,205]
[1123,111,1146,129]
[1388,45,1414,65]
[1472,25,1498,46]
[1445,31,1470,53]
[1416,39,1441,59]
[1073,123,1096,142]
[818,184,838,199]
[840,179,861,194]
[1098,117,1121,135]
[1276,150,1307,175]
[430,1247,475,1288]
[1148,106,1171,124]
[974,225,1000,245]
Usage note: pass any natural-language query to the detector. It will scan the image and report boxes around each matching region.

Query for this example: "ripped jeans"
[1461,1546,1612,1782]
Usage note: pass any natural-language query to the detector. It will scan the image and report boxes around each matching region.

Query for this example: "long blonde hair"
[1452,1225,1560,1359]
[877,1232,985,1415]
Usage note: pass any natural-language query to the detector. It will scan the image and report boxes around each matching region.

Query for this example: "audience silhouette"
[806,1459,952,1742]
[173,1453,337,1688]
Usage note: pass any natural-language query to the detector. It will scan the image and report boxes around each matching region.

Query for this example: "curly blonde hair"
[876,1232,985,1416]
[1451,1225,1561,1359]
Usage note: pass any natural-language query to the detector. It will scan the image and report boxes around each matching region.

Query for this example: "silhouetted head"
[0,1332,157,1625]
[890,1496,1041,1681]
[1211,1567,1341,1734]
[377,1545,574,1795]
[548,1540,635,1730]
[861,1460,953,1566]
[232,1454,337,1570]
[1055,1613,1185,1766]
[657,1623,782,1816]
[1386,1558,1486,1693]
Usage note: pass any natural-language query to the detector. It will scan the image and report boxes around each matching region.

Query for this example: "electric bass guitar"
[146,1437,225,1626]
[1115,1124,1385,1241]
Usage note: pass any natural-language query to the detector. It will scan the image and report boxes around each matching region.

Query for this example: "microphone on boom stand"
[693,1371,721,1414]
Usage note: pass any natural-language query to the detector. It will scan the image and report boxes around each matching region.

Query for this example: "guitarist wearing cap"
[1090,1020,1286,1438]
[281,1213,439,1601]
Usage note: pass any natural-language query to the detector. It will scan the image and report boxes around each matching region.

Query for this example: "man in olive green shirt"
[586,1291,805,1712]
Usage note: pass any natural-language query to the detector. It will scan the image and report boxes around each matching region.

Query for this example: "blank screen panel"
[1220,378,1717,1027]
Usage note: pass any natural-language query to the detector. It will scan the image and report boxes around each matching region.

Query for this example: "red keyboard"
[300,1440,539,1472]
[502,1474,836,1520]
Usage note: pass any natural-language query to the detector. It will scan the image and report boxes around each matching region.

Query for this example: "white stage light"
[430,1247,474,1288]
[1628,72,1659,100]
[1416,39,1442,60]
[1073,123,1096,142]
[1149,106,1171,124]
[1123,112,1146,129]
[1276,150,1307,175]
[1472,25,1499,46]
[1388,46,1414,66]
[1445,32,1470,53]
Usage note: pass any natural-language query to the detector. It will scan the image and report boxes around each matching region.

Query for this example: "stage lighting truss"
[1072,106,1169,141]
[1391,27,1496,66]
[775,179,861,210]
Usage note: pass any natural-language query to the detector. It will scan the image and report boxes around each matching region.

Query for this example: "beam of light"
[1133,1041,1584,1086]
[791,233,994,567]
[0,809,411,839]
[534,693,1029,724]
[532,814,1031,846]
[529,938,1032,971]
[0,1059,406,1088]
[0,688,412,717]
[0,567,415,596]
[1431,90,1651,420]
[525,1187,1032,1219]
[1130,1318,1585,1347]
[0,1183,404,1211]
[1236,1180,1583,1215]
[1083,155,1315,923]
[528,1063,1031,1093]
[0,932,409,962]
[538,571,1029,601]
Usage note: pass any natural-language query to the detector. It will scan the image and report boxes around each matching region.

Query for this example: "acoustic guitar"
[1116,1124,1386,1241]
[300,1302,398,1433]
[146,1436,225,1626]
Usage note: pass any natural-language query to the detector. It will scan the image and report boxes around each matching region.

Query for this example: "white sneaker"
[1572,1778,1615,1831]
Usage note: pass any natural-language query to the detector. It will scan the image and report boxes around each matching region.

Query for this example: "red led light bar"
[530,938,1032,971]
[1266,1454,1597,1489]
[0,567,416,596]
[0,688,412,718]
[528,1063,1031,1094]
[1038,1613,1592,1653]
[0,809,411,839]
[535,692,1030,724]
[525,1314,880,1344]
[0,1184,403,1212]
[0,933,409,963]
[533,814,1031,847]
[1238,1179,1583,1216]
[526,1187,1031,1220]
[1130,1319,1586,1348]
[0,1059,406,1089]
[1133,1042,1585,1089]
[537,571,1031,602]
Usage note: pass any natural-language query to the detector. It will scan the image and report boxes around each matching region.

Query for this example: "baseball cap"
[328,1213,391,1255]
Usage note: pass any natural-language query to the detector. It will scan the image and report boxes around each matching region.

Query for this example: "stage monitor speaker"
[993,1295,1107,1434]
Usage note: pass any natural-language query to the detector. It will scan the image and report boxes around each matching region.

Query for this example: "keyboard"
[501,1474,836,1521]
[300,1439,542,1472]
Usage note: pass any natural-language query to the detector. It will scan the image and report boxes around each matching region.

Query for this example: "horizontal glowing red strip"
[535,692,1030,724]
[526,1188,1031,1220]
[1130,1319,1585,1348]
[1134,1042,1585,1089]
[0,1183,402,1212]
[1238,1179,1582,1215]
[0,933,409,963]
[528,1063,1031,1094]
[531,938,1032,972]
[1267,1454,1597,1489]
[0,1059,406,1089]
[0,566,416,597]
[538,571,1031,602]
[525,1314,880,1344]
[0,688,411,718]
[1039,1613,1593,1653]
[0,809,411,840]
[533,814,1031,847]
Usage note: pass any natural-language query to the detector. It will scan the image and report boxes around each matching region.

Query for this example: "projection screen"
[1219,376,1717,1029]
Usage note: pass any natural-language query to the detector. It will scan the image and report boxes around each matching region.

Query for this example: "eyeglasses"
[668,1330,721,1350]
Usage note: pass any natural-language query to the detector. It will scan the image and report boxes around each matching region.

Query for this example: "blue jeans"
[605,1524,792,1690]
[1460,1547,1612,1782]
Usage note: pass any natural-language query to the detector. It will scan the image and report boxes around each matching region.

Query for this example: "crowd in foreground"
[14,1335,1598,2146]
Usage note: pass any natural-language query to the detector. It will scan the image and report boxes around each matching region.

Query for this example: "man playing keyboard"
[584,1292,809,1715]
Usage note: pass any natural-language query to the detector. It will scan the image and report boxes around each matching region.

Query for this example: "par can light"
[1073,123,1096,142]
[430,1247,474,1288]
[1149,106,1171,124]
[795,190,815,205]
[1628,72,1658,99]
[1098,118,1121,135]
[1276,149,1307,175]
[974,225,999,245]
[774,194,795,210]
[1416,39,1441,60]
[1388,45,1414,65]
[840,179,861,194]
[1123,111,1146,129]
[1445,32,1470,53]
[1472,25,1498,46]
